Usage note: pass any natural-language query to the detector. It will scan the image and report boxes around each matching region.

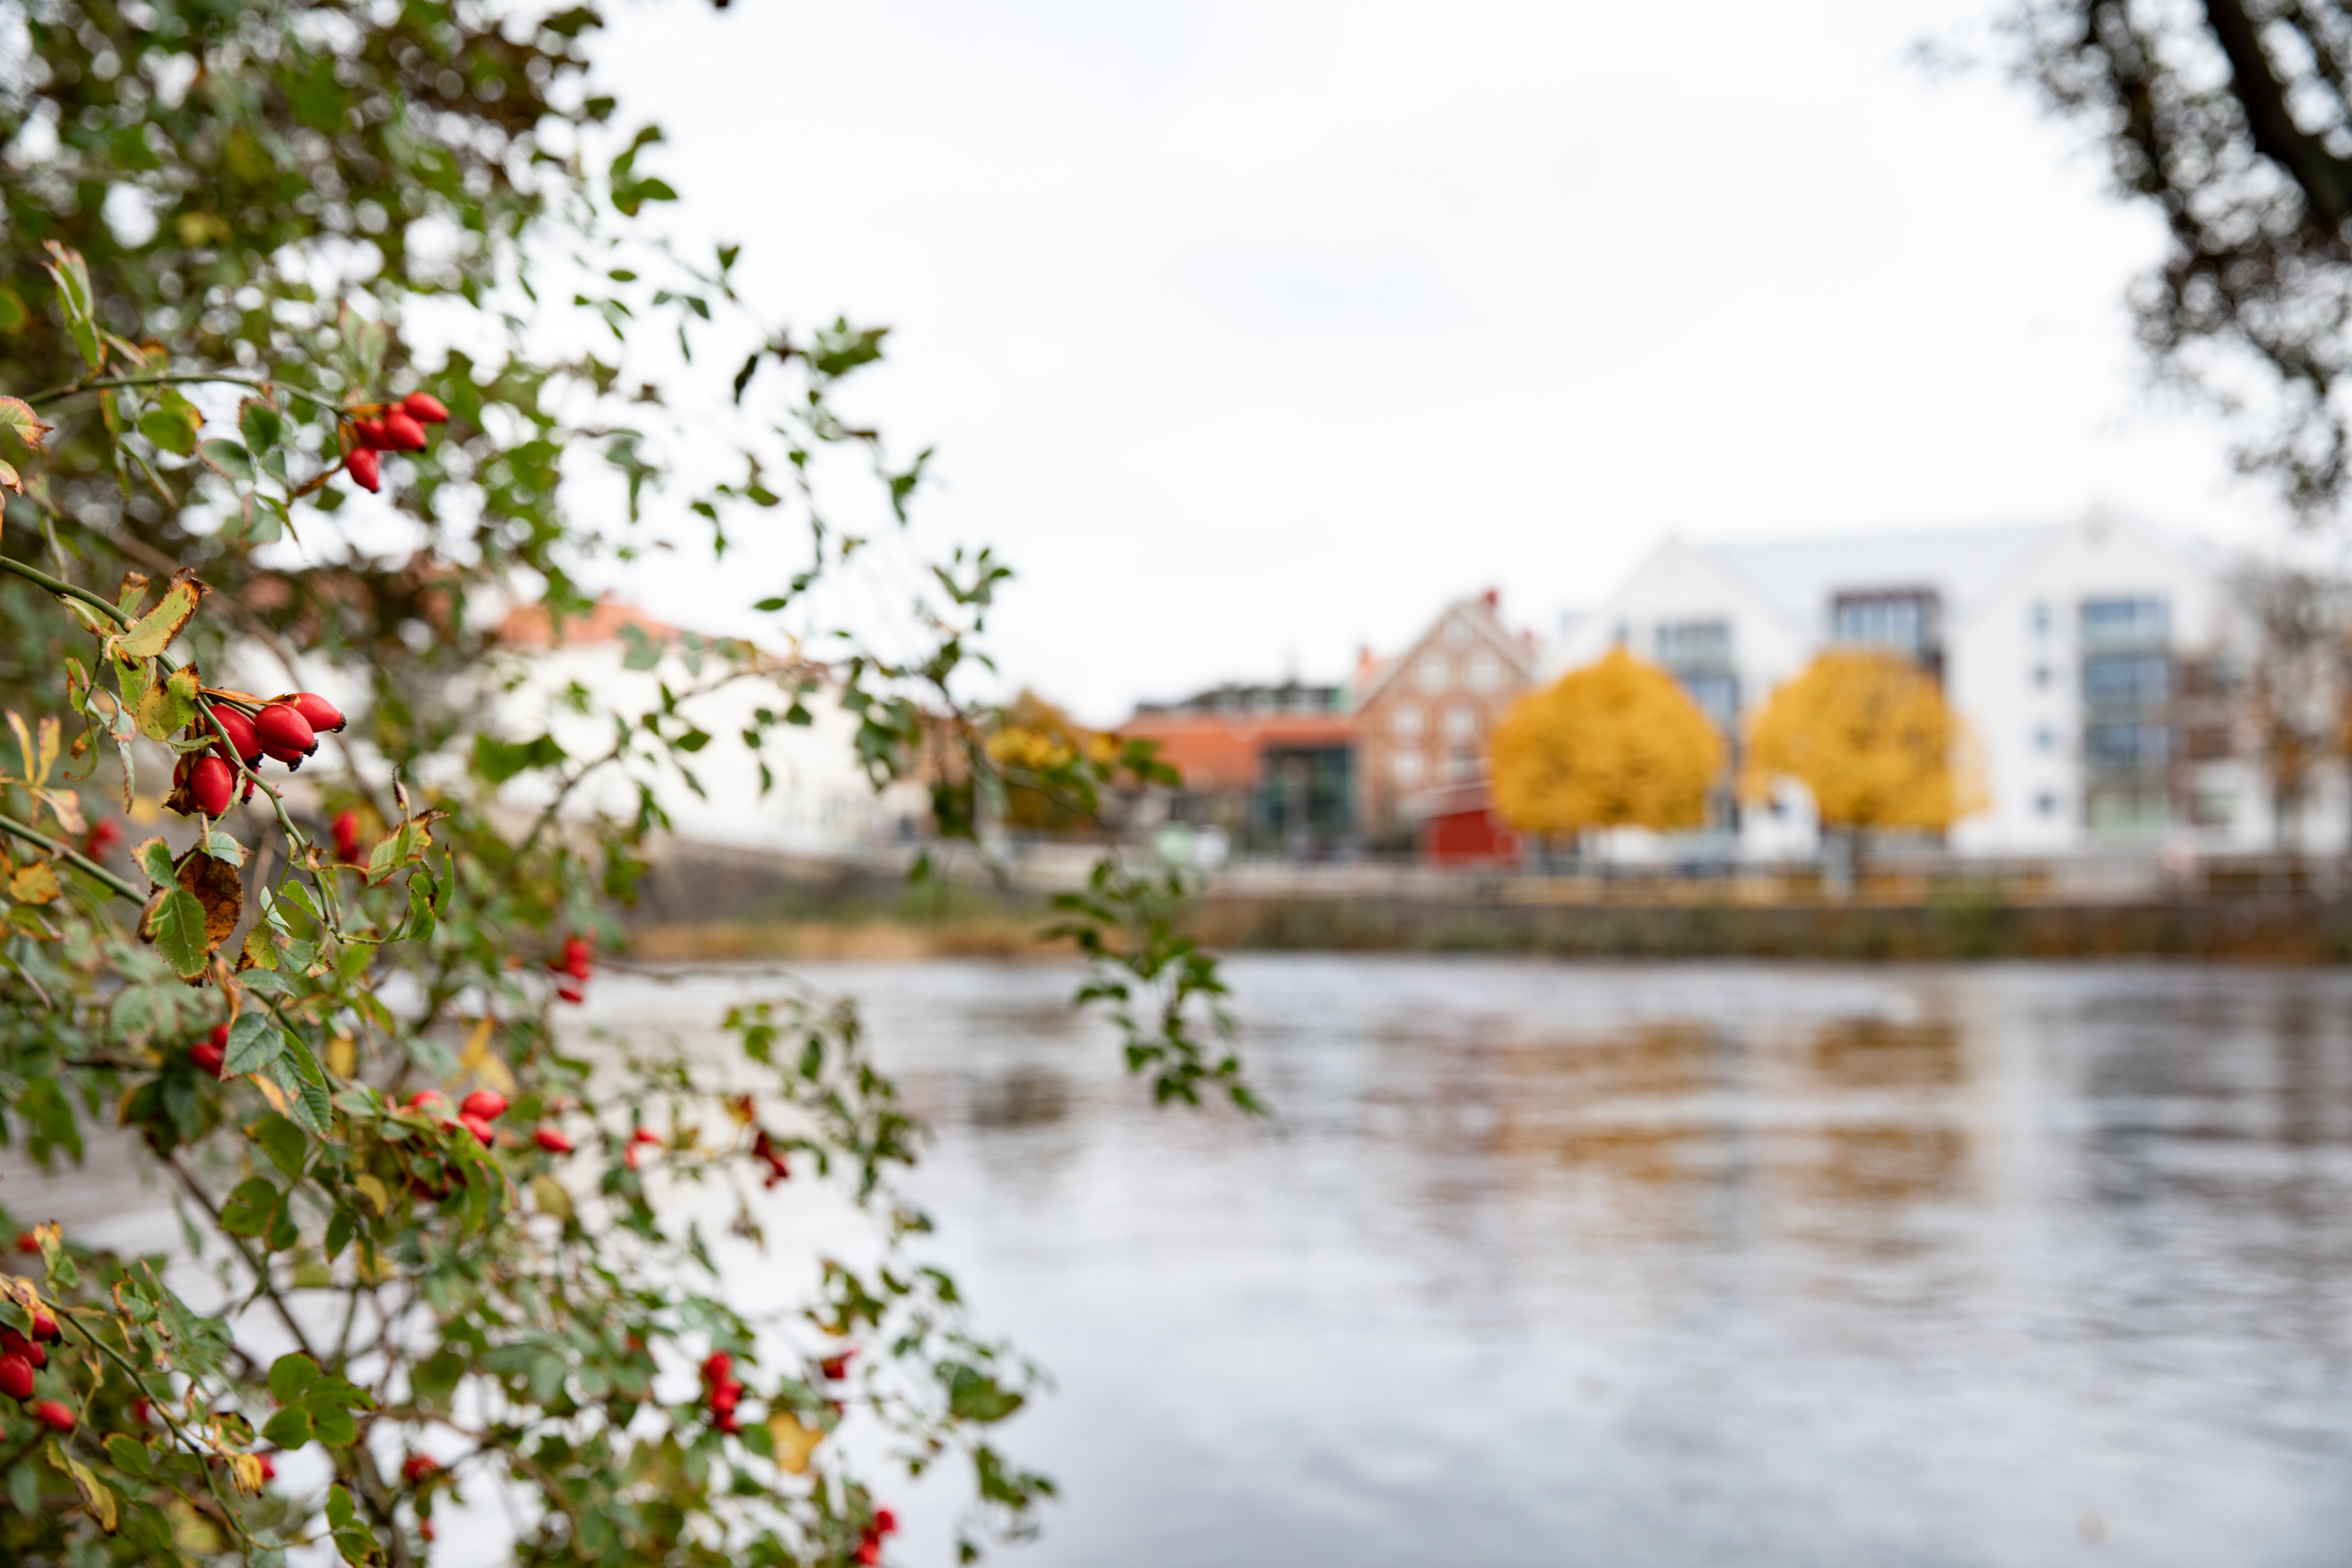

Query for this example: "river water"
[13,957,2352,1565]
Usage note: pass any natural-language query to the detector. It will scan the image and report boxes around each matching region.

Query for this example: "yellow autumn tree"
[986,688,1121,831]
[1491,648,1726,835]
[1742,649,1984,846]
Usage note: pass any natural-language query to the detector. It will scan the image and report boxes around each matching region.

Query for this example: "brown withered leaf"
[173,845,242,956]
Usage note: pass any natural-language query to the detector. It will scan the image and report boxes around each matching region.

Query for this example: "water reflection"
[9,959,2352,1566]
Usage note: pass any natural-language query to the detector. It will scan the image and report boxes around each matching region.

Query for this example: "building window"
[2080,596,2169,650]
[2087,785,2168,833]
[2036,792,2058,817]
[1831,591,1938,657]
[2190,789,2234,827]
[1444,616,1475,648]
[2034,726,2055,754]
[1656,620,1731,668]
[1467,651,1502,692]
[2033,664,2052,690]
[1417,654,1449,693]
[2082,653,2170,707]
[1442,705,1477,742]
[2031,601,2051,636]
[1676,671,1739,732]
[2086,722,2170,770]
[1392,704,1423,737]
[1391,750,1424,785]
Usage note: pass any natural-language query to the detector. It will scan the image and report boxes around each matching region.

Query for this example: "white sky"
[584,0,2282,724]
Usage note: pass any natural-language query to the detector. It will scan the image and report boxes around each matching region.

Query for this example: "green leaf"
[138,406,201,457]
[944,1363,1025,1423]
[251,1113,308,1179]
[261,1407,314,1450]
[237,399,283,455]
[134,838,176,887]
[268,1352,321,1405]
[220,1178,281,1238]
[0,286,26,334]
[104,1434,151,1478]
[222,1013,285,1078]
[471,733,566,784]
[326,1483,380,1564]
[135,664,201,742]
[144,887,210,978]
[200,439,254,483]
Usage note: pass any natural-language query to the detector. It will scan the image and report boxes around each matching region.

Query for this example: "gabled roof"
[1356,594,1537,709]
[1704,524,2064,630]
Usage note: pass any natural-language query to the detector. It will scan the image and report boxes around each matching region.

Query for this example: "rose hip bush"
[0,2,1251,1564]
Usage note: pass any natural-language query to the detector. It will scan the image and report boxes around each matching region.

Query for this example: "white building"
[1557,512,2282,859]
[481,600,926,855]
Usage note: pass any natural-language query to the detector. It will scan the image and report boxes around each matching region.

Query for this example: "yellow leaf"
[250,1074,290,1116]
[353,1174,388,1217]
[225,1452,267,1494]
[112,570,206,662]
[0,396,53,448]
[326,1034,356,1078]
[459,1018,516,1097]
[767,1408,824,1475]
[530,1174,573,1222]
[7,862,60,905]
[49,1444,117,1531]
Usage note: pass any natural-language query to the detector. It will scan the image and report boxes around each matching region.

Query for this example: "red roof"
[496,597,679,650]
[1118,710,1356,792]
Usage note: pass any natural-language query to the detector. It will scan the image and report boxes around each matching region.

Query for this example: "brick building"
[1351,592,1540,842]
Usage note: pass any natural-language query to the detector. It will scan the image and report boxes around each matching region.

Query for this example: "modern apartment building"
[1558,513,2271,857]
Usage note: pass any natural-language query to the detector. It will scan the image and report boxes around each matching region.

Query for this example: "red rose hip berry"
[382,410,429,451]
[287,692,346,734]
[254,703,317,767]
[346,447,381,492]
[533,1126,572,1154]
[31,1400,72,1433]
[402,392,450,424]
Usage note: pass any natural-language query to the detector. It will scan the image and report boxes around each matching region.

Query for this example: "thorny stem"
[57,1307,256,1556]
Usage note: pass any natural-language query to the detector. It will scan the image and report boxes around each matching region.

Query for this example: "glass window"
[2080,596,2169,650]
[1468,651,1502,692]
[1391,750,1424,785]
[1831,592,1937,654]
[2033,664,2052,690]
[1655,620,1731,668]
[2034,726,2054,754]
[1676,671,1738,731]
[1417,654,1449,693]
[1392,704,1423,737]
[2083,653,2170,707]
[2036,792,2058,817]
[2088,785,2169,833]
[2085,721,2170,769]
[1444,616,1475,647]
[1442,705,1477,742]
[2031,601,2051,636]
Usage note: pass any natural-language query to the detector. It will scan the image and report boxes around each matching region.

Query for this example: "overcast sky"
[583,0,2277,724]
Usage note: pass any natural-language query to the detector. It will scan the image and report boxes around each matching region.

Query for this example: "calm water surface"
[15,957,2352,1566]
